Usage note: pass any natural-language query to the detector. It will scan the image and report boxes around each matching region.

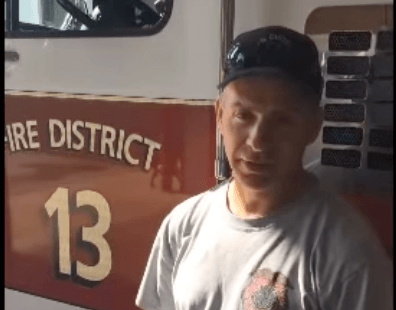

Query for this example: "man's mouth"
[241,159,274,172]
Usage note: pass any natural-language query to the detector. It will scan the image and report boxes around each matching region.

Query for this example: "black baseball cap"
[218,26,323,102]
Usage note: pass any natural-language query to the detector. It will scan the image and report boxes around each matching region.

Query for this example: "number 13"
[45,187,112,282]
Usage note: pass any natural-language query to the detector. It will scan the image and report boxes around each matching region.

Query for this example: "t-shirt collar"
[216,174,320,231]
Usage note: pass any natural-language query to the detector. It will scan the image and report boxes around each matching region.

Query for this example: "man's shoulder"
[310,186,390,271]
[313,187,376,244]
[161,181,228,238]
[305,187,392,298]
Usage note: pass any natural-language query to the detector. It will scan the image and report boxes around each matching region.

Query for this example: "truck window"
[4,0,172,37]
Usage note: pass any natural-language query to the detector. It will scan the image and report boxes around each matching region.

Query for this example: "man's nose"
[246,121,273,151]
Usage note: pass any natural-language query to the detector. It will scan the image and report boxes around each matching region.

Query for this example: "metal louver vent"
[329,31,372,51]
[325,80,367,99]
[323,126,363,146]
[376,30,393,51]
[319,29,393,174]
[321,148,361,168]
[370,80,394,102]
[372,54,393,78]
[369,129,393,148]
[367,152,393,171]
[324,104,365,123]
[327,56,370,76]
[369,103,393,126]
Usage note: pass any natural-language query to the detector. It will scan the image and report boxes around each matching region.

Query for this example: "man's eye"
[277,116,292,124]
[235,110,252,120]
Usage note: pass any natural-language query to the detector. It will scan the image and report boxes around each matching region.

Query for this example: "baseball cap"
[218,26,323,102]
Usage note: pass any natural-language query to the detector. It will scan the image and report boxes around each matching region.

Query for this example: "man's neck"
[227,170,313,219]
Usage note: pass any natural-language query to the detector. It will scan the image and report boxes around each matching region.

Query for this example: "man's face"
[215,77,322,190]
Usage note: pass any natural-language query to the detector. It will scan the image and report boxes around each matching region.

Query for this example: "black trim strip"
[10,0,19,31]
[5,0,11,31]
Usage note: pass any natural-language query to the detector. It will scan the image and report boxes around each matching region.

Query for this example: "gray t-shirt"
[136,178,393,310]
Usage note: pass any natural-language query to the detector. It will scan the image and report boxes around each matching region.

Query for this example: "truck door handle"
[5,51,19,62]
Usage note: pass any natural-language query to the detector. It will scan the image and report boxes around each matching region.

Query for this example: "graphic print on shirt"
[242,268,288,310]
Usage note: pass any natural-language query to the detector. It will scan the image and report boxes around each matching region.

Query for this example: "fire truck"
[5,0,393,309]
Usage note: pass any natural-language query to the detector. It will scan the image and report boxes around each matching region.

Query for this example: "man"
[136,26,393,310]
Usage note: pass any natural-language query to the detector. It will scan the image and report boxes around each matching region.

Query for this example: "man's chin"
[234,171,275,190]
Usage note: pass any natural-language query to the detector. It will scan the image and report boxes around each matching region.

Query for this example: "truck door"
[5,1,219,309]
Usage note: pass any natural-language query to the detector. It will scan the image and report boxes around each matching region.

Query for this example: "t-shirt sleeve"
[318,258,393,310]
[135,215,177,310]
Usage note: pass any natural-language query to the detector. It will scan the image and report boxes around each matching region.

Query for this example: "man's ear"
[307,106,323,144]
[214,97,224,132]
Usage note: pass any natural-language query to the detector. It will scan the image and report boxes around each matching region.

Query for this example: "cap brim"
[217,67,296,90]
